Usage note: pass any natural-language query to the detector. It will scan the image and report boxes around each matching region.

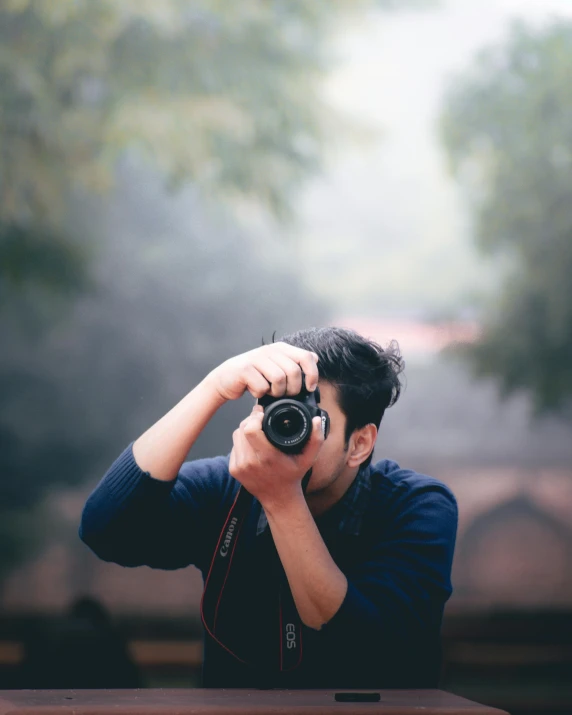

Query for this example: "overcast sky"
[295,0,572,319]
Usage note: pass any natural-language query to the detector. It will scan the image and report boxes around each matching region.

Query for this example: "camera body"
[257,378,330,454]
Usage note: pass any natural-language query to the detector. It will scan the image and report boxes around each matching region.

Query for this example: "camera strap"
[201,470,312,672]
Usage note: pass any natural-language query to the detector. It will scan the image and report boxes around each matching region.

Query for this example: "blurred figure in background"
[18,596,142,689]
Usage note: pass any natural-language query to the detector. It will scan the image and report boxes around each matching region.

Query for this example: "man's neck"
[306,466,359,518]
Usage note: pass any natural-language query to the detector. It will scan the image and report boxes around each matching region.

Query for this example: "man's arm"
[264,495,347,630]
[133,342,320,481]
[79,450,232,570]
[230,408,458,638]
[230,403,345,629]
[266,484,458,637]
[132,378,226,482]
[79,342,320,568]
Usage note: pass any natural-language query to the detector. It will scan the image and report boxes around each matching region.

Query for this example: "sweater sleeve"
[79,443,236,571]
[319,481,458,650]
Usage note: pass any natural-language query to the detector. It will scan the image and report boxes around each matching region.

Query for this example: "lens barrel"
[262,399,312,453]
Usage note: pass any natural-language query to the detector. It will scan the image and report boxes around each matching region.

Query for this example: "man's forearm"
[264,494,348,630]
[133,377,226,482]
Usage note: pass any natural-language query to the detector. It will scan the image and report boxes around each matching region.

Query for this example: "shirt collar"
[256,463,372,537]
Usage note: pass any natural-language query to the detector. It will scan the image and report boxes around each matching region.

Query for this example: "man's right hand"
[205,342,320,402]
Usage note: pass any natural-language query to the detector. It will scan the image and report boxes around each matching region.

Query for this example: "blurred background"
[1,0,572,712]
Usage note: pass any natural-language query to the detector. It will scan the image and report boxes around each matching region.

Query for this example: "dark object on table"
[335,691,381,702]
[17,596,142,689]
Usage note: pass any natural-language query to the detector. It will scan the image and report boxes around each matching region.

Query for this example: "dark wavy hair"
[277,326,404,468]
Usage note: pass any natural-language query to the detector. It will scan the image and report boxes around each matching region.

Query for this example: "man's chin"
[304,480,321,496]
[305,476,335,496]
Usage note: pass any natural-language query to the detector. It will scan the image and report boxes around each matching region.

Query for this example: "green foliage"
[0,0,430,586]
[0,168,329,584]
[0,0,340,225]
[0,0,383,302]
[0,223,88,299]
[441,21,572,412]
[0,0,341,584]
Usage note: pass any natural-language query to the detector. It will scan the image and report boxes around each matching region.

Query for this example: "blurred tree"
[0,0,341,222]
[441,21,572,413]
[0,166,329,586]
[0,0,431,233]
[0,0,343,584]
[0,0,343,295]
[0,0,432,589]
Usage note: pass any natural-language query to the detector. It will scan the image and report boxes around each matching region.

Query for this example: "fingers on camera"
[245,364,270,398]
[268,354,303,396]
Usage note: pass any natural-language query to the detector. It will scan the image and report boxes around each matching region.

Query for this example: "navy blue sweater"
[79,444,457,689]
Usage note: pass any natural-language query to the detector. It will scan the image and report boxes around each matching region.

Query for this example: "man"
[79,327,457,689]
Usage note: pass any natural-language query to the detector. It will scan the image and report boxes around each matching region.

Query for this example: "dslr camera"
[257,375,330,454]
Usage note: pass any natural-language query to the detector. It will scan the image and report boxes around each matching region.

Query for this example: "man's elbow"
[78,518,95,551]
[300,600,344,631]
[78,521,108,561]
[78,520,127,565]
[301,615,326,631]
[78,511,105,553]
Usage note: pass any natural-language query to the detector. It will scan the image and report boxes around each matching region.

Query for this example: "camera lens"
[273,408,304,438]
[262,399,311,453]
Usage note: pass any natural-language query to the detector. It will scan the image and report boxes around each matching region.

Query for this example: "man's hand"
[229,404,324,509]
[204,342,319,402]
[231,405,347,631]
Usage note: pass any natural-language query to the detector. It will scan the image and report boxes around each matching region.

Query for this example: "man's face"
[303,380,352,494]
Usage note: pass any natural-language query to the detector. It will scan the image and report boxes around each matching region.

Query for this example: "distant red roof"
[334,317,480,356]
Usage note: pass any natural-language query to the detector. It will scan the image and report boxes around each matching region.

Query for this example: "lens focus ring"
[262,400,311,451]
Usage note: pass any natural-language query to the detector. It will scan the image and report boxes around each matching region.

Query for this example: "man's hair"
[278,326,404,468]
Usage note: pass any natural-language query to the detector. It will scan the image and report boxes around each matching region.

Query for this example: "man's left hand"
[229,404,324,509]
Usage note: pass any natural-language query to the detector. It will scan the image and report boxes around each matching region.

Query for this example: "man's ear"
[347,424,378,468]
